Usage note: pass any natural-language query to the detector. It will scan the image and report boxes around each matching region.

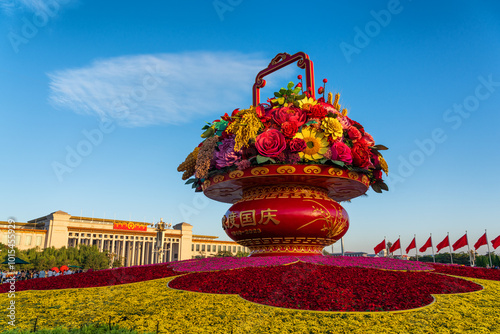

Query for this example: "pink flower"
[331,142,353,164]
[289,138,306,153]
[361,132,375,146]
[236,159,251,170]
[255,129,287,158]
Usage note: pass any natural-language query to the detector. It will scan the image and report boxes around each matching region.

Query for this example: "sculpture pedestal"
[203,165,370,256]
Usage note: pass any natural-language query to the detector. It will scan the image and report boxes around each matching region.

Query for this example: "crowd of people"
[0,268,84,283]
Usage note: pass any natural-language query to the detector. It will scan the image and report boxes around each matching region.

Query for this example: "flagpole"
[415,234,418,261]
[430,233,435,263]
[466,230,472,267]
[486,229,492,268]
[448,232,453,264]
[384,236,386,257]
[399,235,403,259]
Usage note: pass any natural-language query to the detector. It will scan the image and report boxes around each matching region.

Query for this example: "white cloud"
[48,51,297,127]
[1,0,70,15]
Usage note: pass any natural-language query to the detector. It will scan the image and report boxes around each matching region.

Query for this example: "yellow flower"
[297,97,317,111]
[294,127,329,161]
[379,155,389,175]
[226,106,263,150]
[321,117,343,140]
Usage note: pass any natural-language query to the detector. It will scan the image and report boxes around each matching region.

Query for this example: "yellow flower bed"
[1,275,500,333]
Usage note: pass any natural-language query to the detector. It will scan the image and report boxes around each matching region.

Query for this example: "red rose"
[281,121,299,138]
[255,129,287,158]
[308,104,328,119]
[273,107,307,127]
[347,118,365,135]
[331,142,353,164]
[351,142,372,169]
[347,126,362,141]
[289,138,306,153]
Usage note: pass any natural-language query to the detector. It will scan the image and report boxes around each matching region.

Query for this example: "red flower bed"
[0,264,180,293]
[432,263,500,281]
[169,262,481,312]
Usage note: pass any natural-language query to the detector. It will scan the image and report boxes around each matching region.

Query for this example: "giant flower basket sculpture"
[178,52,389,256]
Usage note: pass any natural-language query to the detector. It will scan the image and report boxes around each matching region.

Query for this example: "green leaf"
[373,144,389,150]
[331,160,345,168]
[293,87,301,94]
[256,155,271,164]
[379,181,389,191]
[200,127,215,138]
[305,120,318,126]
[201,125,210,130]
[185,178,196,185]
[296,93,306,100]
[287,81,295,89]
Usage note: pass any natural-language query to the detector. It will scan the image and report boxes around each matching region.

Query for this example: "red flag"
[406,237,416,254]
[474,233,487,250]
[492,235,500,249]
[374,239,386,254]
[419,237,433,253]
[436,235,450,252]
[389,238,401,253]
[452,234,468,251]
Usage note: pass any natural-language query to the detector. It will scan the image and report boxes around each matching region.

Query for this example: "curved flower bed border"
[168,262,482,312]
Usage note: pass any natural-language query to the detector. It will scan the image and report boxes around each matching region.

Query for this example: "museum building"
[0,210,247,266]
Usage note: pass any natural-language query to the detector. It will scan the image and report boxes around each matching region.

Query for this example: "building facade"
[0,210,248,266]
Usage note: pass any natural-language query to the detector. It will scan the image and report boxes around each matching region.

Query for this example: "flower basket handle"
[253,51,315,106]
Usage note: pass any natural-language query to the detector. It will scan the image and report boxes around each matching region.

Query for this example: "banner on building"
[113,222,148,231]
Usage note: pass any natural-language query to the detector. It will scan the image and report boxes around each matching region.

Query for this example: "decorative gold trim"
[251,167,270,175]
[328,167,344,176]
[348,171,359,180]
[229,170,244,179]
[203,180,211,188]
[303,166,321,174]
[276,166,296,174]
[213,175,225,183]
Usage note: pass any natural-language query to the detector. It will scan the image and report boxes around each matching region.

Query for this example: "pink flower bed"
[168,256,298,272]
[170,255,433,273]
[299,255,434,271]
[432,263,500,281]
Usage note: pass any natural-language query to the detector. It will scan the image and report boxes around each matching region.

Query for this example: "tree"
[214,250,233,257]
[235,250,250,257]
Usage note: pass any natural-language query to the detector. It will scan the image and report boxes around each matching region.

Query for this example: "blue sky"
[1,0,500,255]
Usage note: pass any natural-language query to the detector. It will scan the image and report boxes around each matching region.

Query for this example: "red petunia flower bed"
[0,264,180,293]
[432,263,500,281]
[169,262,482,312]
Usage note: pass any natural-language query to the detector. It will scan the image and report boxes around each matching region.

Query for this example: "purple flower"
[214,136,242,169]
